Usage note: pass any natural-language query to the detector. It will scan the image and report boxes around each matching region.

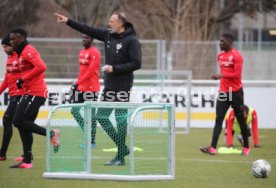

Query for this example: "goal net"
[133,70,192,134]
[43,102,175,181]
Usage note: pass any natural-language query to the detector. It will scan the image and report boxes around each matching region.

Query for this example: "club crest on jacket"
[116,43,122,53]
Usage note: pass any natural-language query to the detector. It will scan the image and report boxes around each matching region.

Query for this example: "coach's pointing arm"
[54,13,107,42]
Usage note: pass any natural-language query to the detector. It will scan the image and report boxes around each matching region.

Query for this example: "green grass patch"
[0,128,276,188]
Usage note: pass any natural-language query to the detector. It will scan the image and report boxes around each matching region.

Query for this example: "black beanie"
[1,35,11,46]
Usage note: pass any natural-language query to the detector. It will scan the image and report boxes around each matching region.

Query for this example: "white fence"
[1,38,276,80]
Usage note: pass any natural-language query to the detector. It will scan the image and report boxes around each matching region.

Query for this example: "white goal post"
[43,102,175,181]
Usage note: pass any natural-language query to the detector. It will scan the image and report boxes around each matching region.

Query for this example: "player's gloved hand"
[16,79,24,89]
[71,84,78,92]
[254,144,261,148]
[69,83,78,101]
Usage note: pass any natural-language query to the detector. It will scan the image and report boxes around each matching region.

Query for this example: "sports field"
[0,128,275,188]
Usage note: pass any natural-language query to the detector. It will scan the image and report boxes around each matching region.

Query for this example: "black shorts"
[13,95,46,126]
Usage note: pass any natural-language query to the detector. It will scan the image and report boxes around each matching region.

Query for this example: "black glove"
[71,84,78,93]
[16,79,24,89]
[69,84,78,102]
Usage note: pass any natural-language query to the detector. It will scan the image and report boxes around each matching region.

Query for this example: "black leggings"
[0,96,21,157]
[211,89,249,149]
[12,95,46,163]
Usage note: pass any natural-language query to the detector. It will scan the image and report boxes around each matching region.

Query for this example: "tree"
[53,0,120,26]
[119,0,276,41]
[2,0,275,79]
[118,0,276,78]
[0,0,40,37]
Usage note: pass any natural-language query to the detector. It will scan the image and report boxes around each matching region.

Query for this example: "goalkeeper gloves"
[16,79,24,89]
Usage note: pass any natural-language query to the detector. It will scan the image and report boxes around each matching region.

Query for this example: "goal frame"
[43,102,175,181]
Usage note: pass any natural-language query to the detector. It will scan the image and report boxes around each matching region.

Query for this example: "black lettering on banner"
[202,94,215,107]
[161,94,170,103]
[62,92,71,104]
[48,92,59,106]
[191,93,199,108]
[174,94,185,108]
[140,92,216,109]
[142,94,152,103]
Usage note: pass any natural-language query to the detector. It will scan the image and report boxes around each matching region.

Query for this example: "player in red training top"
[8,28,59,169]
[200,33,249,155]
[0,35,23,161]
[70,34,100,149]
[225,105,260,147]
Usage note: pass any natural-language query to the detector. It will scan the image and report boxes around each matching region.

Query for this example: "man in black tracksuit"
[55,11,142,166]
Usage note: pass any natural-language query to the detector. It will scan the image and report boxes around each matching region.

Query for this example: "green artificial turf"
[0,128,275,188]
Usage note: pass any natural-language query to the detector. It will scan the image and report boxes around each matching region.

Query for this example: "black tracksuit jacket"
[67,19,142,91]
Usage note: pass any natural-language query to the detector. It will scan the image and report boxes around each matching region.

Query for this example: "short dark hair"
[244,105,249,114]
[113,11,127,26]
[221,33,234,42]
[1,35,11,46]
[10,28,28,38]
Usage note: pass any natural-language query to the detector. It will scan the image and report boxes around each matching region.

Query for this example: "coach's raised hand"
[54,13,68,23]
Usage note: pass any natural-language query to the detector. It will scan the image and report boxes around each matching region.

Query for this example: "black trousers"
[96,88,130,160]
[211,88,249,148]
[12,95,46,163]
[71,91,98,144]
[0,96,21,157]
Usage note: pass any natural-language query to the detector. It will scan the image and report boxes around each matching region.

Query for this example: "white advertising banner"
[0,85,275,129]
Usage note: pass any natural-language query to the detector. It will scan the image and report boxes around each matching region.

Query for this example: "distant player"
[0,35,23,161]
[70,34,101,148]
[8,28,59,169]
[200,33,250,155]
[225,105,260,147]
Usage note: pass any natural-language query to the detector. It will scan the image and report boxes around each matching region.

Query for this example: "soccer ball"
[251,159,272,178]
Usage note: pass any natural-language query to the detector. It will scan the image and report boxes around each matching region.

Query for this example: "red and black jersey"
[77,46,100,92]
[18,44,47,97]
[0,51,23,96]
[217,48,243,92]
